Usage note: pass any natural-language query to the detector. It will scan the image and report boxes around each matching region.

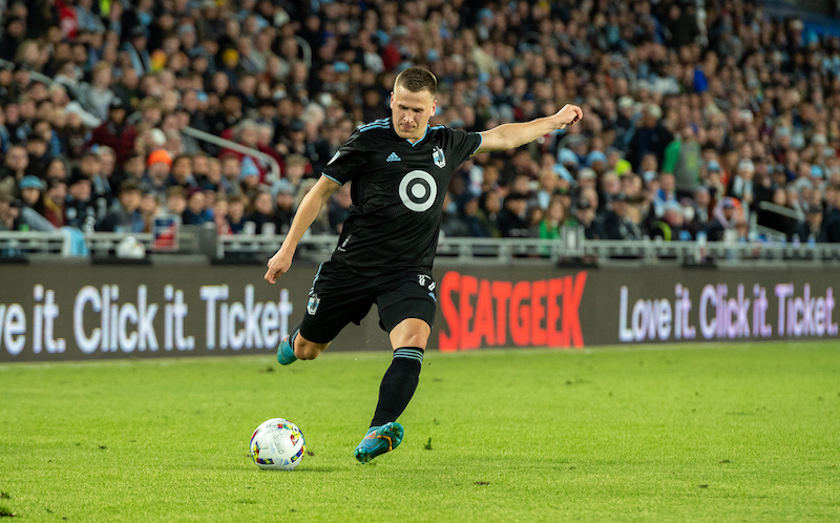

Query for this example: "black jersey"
[321,117,483,276]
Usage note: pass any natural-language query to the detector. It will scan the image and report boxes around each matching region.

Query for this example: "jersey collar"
[390,118,430,147]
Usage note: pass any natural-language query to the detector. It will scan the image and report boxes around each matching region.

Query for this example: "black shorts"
[299,260,437,344]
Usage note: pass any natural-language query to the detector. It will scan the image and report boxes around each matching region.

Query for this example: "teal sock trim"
[393,347,424,363]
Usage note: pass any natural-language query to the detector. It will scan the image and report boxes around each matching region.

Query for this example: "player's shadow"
[294,466,339,473]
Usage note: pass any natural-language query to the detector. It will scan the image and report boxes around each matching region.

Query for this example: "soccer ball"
[249,418,306,471]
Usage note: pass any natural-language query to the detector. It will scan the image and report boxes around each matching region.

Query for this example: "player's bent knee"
[400,333,428,349]
[389,318,431,349]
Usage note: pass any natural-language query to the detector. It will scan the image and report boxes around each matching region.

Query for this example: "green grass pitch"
[1,342,838,522]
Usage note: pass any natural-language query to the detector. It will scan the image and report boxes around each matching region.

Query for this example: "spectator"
[45,158,69,184]
[86,62,116,121]
[86,98,137,164]
[244,190,275,235]
[239,157,262,202]
[268,185,292,234]
[16,175,54,231]
[76,150,112,220]
[539,197,567,241]
[586,150,609,178]
[279,153,308,194]
[652,172,679,219]
[662,124,702,199]
[96,180,144,233]
[24,133,51,174]
[535,169,560,210]
[727,159,756,212]
[693,186,712,224]
[227,195,248,234]
[65,173,97,231]
[0,194,18,231]
[599,171,622,211]
[213,195,231,235]
[0,17,25,62]
[527,206,545,238]
[219,153,244,196]
[139,192,159,232]
[790,205,825,243]
[628,104,671,171]
[575,198,604,240]
[96,146,120,193]
[474,191,502,238]
[169,154,198,191]
[163,186,188,219]
[193,153,214,190]
[458,195,484,238]
[822,184,840,243]
[706,197,740,242]
[0,145,29,194]
[43,178,67,228]
[734,217,750,243]
[181,188,212,226]
[112,68,140,109]
[208,92,243,137]
[141,149,173,198]
[621,173,646,225]
[498,192,530,238]
[276,118,308,158]
[602,193,642,240]
[650,202,691,241]
[122,27,152,77]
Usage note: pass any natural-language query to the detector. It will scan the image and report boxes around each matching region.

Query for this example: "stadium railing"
[3,228,840,266]
[0,58,56,87]
[0,230,67,258]
[758,201,804,221]
[181,127,282,184]
[0,230,200,259]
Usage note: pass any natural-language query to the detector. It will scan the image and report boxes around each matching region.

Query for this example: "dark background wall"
[2,262,837,362]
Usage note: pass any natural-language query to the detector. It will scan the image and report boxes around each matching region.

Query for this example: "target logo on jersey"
[399,170,438,212]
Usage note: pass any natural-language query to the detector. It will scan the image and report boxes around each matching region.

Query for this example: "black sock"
[289,322,301,350]
[370,347,424,428]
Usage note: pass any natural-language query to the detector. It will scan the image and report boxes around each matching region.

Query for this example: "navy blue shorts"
[299,260,437,344]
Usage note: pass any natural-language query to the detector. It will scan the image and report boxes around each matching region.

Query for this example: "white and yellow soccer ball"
[250,418,305,470]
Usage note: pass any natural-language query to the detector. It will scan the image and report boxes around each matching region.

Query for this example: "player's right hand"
[264,250,293,284]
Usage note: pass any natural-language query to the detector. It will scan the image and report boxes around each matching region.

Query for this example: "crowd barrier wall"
[1,262,838,362]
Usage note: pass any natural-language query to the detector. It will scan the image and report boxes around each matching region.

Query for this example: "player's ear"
[389,91,394,109]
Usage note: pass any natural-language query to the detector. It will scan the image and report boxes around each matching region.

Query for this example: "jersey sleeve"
[321,129,366,185]
[445,128,483,165]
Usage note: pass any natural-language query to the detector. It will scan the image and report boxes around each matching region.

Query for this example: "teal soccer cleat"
[354,422,404,463]
[276,335,298,365]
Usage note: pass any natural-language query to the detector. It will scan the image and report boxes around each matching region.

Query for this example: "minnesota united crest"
[307,293,321,315]
[432,146,446,168]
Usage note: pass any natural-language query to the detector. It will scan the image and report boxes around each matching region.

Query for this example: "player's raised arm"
[264,176,341,283]
[475,104,583,154]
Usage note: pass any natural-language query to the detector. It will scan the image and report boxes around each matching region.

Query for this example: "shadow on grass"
[257,466,340,473]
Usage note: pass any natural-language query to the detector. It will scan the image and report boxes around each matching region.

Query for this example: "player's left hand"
[555,104,583,128]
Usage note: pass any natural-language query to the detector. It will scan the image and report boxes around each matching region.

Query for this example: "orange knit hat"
[147,149,173,168]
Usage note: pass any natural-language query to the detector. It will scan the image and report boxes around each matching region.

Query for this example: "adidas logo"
[386,152,401,162]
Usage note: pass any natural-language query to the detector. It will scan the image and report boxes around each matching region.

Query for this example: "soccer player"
[264,66,582,463]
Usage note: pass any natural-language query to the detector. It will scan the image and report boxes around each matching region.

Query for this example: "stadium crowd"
[1,0,840,245]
